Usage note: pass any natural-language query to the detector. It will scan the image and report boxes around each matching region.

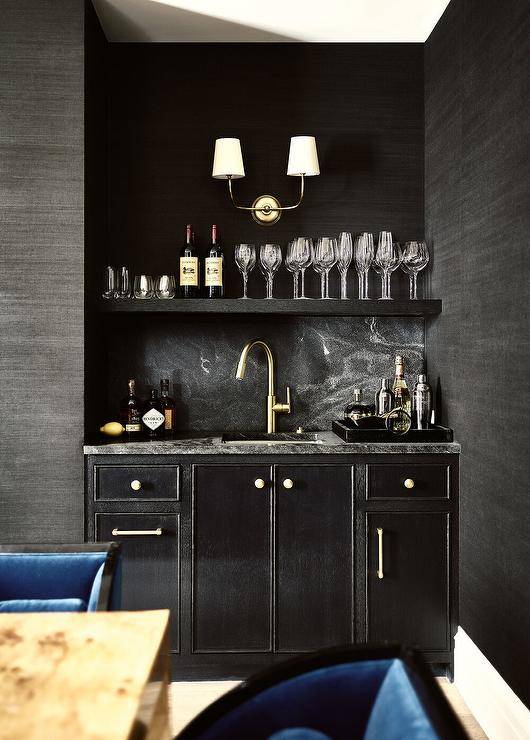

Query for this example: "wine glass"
[337,232,353,299]
[401,240,430,299]
[374,232,402,300]
[234,244,256,299]
[354,233,374,299]
[260,243,282,299]
[133,274,154,299]
[285,240,300,299]
[312,237,337,299]
[292,237,313,298]
[155,274,176,299]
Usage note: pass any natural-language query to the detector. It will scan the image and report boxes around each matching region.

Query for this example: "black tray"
[332,419,454,443]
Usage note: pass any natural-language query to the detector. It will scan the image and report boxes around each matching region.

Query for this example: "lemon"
[100,422,125,437]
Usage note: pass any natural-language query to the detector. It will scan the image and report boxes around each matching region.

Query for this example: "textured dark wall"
[105,43,425,297]
[91,42,426,429]
[425,0,530,704]
[0,1,85,542]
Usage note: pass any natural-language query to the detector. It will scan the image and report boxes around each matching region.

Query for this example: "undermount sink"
[222,431,323,445]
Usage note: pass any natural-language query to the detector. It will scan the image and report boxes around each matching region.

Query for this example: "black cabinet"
[192,464,273,653]
[96,512,180,650]
[86,452,458,678]
[192,463,354,655]
[365,512,450,651]
[275,465,353,651]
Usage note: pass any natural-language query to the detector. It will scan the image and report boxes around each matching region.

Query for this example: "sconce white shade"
[212,138,245,179]
[287,136,320,176]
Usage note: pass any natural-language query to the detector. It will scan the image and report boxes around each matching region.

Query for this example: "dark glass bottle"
[344,388,375,421]
[179,224,200,298]
[159,379,176,435]
[141,389,165,437]
[204,224,224,298]
[119,379,142,437]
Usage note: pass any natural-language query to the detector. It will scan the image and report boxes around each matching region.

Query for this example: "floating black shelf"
[96,298,442,318]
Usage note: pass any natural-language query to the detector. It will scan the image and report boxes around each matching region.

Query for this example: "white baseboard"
[454,627,530,739]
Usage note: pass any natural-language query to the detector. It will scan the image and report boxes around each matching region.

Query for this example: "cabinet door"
[366,512,449,651]
[96,513,180,650]
[275,465,353,652]
[192,464,272,653]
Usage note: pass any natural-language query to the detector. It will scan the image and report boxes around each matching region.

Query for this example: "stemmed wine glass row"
[234,234,429,300]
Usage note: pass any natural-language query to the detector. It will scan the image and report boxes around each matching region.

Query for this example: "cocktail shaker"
[412,374,432,429]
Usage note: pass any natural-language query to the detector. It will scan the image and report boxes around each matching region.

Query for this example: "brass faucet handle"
[273,386,291,415]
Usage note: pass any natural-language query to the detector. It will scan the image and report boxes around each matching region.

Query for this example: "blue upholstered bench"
[0,543,121,612]
[178,646,468,740]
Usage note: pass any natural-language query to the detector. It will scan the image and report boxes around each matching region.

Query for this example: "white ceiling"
[92,0,451,43]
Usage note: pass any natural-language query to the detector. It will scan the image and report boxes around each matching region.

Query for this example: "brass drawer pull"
[130,479,142,491]
[111,528,162,536]
[282,478,294,489]
[404,478,415,489]
[254,478,266,489]
[377,528,384,579]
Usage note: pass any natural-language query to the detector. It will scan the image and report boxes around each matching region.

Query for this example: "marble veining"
[84,433,460,455]
[106,316,424,434]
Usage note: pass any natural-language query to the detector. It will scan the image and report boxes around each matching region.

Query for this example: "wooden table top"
[0,610,170,740]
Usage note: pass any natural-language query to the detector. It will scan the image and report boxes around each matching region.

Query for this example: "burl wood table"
[0,610,170,740]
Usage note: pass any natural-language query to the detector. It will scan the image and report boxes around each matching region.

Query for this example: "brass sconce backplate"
[251,195,282,225]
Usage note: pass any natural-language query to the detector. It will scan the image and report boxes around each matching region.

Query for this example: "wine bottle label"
[180,257,199,286]
[164,409,174,430]
[125,423,142,432]
[205,257,223,287]
[142,408,165,430]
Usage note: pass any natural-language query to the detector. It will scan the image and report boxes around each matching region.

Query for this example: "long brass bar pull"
[377,528,384,579]
[111,528,162,536]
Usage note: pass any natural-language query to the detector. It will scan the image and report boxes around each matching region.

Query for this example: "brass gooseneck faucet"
[235,340,291,433]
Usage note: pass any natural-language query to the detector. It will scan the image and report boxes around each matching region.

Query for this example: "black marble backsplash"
[106,315,424,433]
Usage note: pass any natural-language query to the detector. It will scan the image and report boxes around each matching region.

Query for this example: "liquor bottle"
[119,379,142,436]
[392,355,412,415]
[412,374,432,429]
[204,224,224,298]
[159,379,176,435]
[344,388,375,422]
[179,224,200,298]
[375,378,394,416]
[141,389,165,437]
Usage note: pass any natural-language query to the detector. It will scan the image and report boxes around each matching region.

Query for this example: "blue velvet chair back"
[0,543,120,613]
[177,646,468,740]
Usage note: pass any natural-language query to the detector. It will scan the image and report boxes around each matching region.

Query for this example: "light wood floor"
[170,678,487,738]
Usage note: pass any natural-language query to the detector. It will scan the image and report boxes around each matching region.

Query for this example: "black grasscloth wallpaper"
[425,0,530,705]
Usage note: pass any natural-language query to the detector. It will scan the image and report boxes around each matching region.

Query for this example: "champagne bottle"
[179,224,199,298]
[204,224,224,298]
[392,355,412,415]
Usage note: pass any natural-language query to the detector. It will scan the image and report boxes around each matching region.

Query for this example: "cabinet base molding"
[454,627,530,739]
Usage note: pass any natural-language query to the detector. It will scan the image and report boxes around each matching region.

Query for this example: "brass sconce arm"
[227,174,305,212]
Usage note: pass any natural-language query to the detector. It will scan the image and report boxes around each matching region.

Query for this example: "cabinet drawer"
[95,465,179,500]
[367,464,449,499]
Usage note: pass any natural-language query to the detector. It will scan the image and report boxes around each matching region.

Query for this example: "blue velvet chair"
[177,645,468,740]
[0,543,121,612]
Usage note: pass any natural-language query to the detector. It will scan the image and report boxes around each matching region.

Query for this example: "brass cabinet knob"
[254,478,266,489]
[404,478,415,489]
[283,478,294,489]
[130,479,142,491]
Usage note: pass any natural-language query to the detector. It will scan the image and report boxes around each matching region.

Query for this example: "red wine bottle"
[179,224,200,298]
[204,224,224,298]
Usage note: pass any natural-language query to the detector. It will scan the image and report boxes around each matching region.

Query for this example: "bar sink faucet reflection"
[235,340,291,433]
